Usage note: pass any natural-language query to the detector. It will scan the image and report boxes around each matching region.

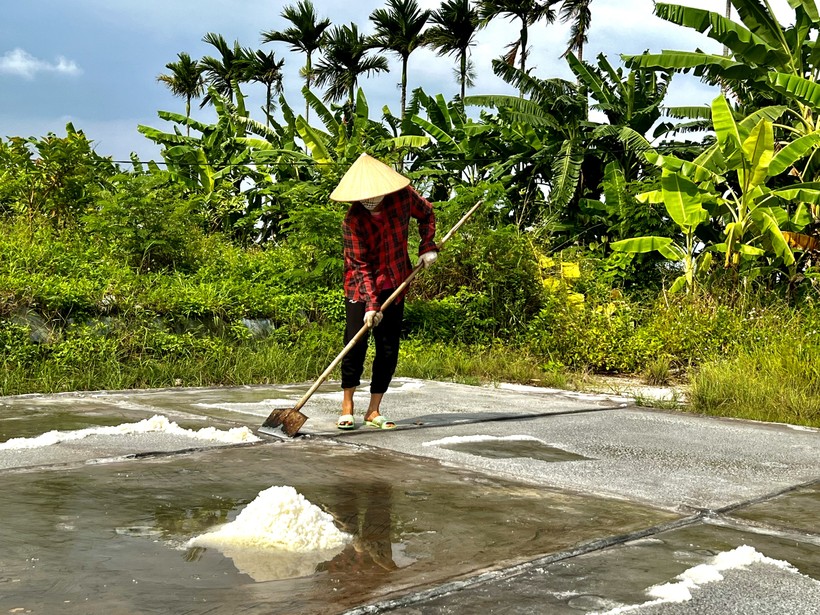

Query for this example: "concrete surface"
[0,378,817,614]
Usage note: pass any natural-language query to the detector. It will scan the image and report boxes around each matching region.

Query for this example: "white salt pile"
[0,414,259,450]
[593,545,804,614]
[186,485,352,581]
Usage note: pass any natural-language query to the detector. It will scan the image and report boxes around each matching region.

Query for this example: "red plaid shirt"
[343,186,437,311]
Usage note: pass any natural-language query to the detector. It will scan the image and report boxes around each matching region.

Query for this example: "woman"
[329,153,438,430]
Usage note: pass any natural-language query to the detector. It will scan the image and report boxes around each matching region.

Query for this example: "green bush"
[414,225,545,339]
[84,175,203,273]
[0,321,42,367]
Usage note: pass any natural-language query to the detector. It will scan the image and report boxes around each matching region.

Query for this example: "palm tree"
[200,33,250,106]
[558,0,593,61]
[425,0,480,101]
[156,52,204,136]
[244,50,286,126]
[478,0,555,88]
[261,0,331,122]
[369,0,431,119]
[313,23,389,105]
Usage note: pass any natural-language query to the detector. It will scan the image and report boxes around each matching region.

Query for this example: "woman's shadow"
[319,479,398,577]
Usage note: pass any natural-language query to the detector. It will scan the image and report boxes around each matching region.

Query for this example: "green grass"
[396,339,569,389]
[688,338,820,428]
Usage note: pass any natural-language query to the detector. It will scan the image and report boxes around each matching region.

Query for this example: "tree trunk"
[460,50,466,102]
[519,21,528,97]
[401,55,408,120]
[305,52,312,123]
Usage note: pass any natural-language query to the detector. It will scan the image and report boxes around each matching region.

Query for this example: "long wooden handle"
[290,199,483,412]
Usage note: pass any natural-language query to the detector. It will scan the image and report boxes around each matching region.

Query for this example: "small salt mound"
[592,545,802,614]
[0,414,259,450]
[187,485,351,581]
[188,485,350,552]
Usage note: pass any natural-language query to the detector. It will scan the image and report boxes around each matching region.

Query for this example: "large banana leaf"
[411,115,459,148]
[384,135,430,150]
[654,3,786,66]
[234,116,282,143]
[465,94,560,130]
[661,171,708,229]
[663,105,712,119]
[565,53,615,109]
[768,132,820,176]
[303,87,339,135]
[768,72,820,110]
[645,150,723,184]
[728,0,788,48]
[611,236,685,261]
[768,182,820,203]
[156,110,214,134]
[355,88,369,127]
[636,190,663,204]
[623,50,740,72]
[693,142,728,173]
[429,94,454,132]
[602,162,627,216]
[739,106,789,129]
[137,126,192,146]
[788,0,820,23]
[295,117,331,165]
[750,208,795,265]
[594,125,654,154]
[549,139,584,209]
[466,94,548,117]
[712,95,747,150]
[741,118,774,191]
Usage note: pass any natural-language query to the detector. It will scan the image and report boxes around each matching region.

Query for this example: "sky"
[0,1,798,164]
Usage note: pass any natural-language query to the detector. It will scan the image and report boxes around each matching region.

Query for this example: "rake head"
[259,407,308,437]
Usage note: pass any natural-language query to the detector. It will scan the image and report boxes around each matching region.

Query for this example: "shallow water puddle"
[425,434,592,462]
[440,439,591,462]
[0,441,676,615]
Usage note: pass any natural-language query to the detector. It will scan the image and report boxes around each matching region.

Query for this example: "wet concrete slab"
[0,441,677,615]
[0,380,818,614]
[382,518,820,615]
[728,484,820,536]
[316,384,820,512]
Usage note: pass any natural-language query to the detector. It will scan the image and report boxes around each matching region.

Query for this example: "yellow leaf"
[567,292,585,309]
[561,262,581,279]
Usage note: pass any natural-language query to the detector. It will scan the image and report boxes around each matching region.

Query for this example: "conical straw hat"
[329,153,410,202]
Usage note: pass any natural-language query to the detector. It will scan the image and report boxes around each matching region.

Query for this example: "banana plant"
[623,1,819,104]
[615,94,820,290]
[624,0,820,163]
[240,86,428,174]
[138,85,268,237]
[611,168,710,294]
[404,88,493,199]
[465,52,673,231]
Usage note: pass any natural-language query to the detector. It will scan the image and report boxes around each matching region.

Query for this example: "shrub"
[84,174,203,273]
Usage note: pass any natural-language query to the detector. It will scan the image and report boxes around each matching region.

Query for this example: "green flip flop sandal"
[336,415,355,430]
[364,415,397,430]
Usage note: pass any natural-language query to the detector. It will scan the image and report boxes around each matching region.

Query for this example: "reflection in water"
[319,479,399,580]
[153,495,236,536]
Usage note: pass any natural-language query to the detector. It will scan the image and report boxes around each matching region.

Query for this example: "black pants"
[340,290,404,394]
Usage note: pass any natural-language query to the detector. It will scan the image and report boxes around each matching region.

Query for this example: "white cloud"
[0,48,81,80]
